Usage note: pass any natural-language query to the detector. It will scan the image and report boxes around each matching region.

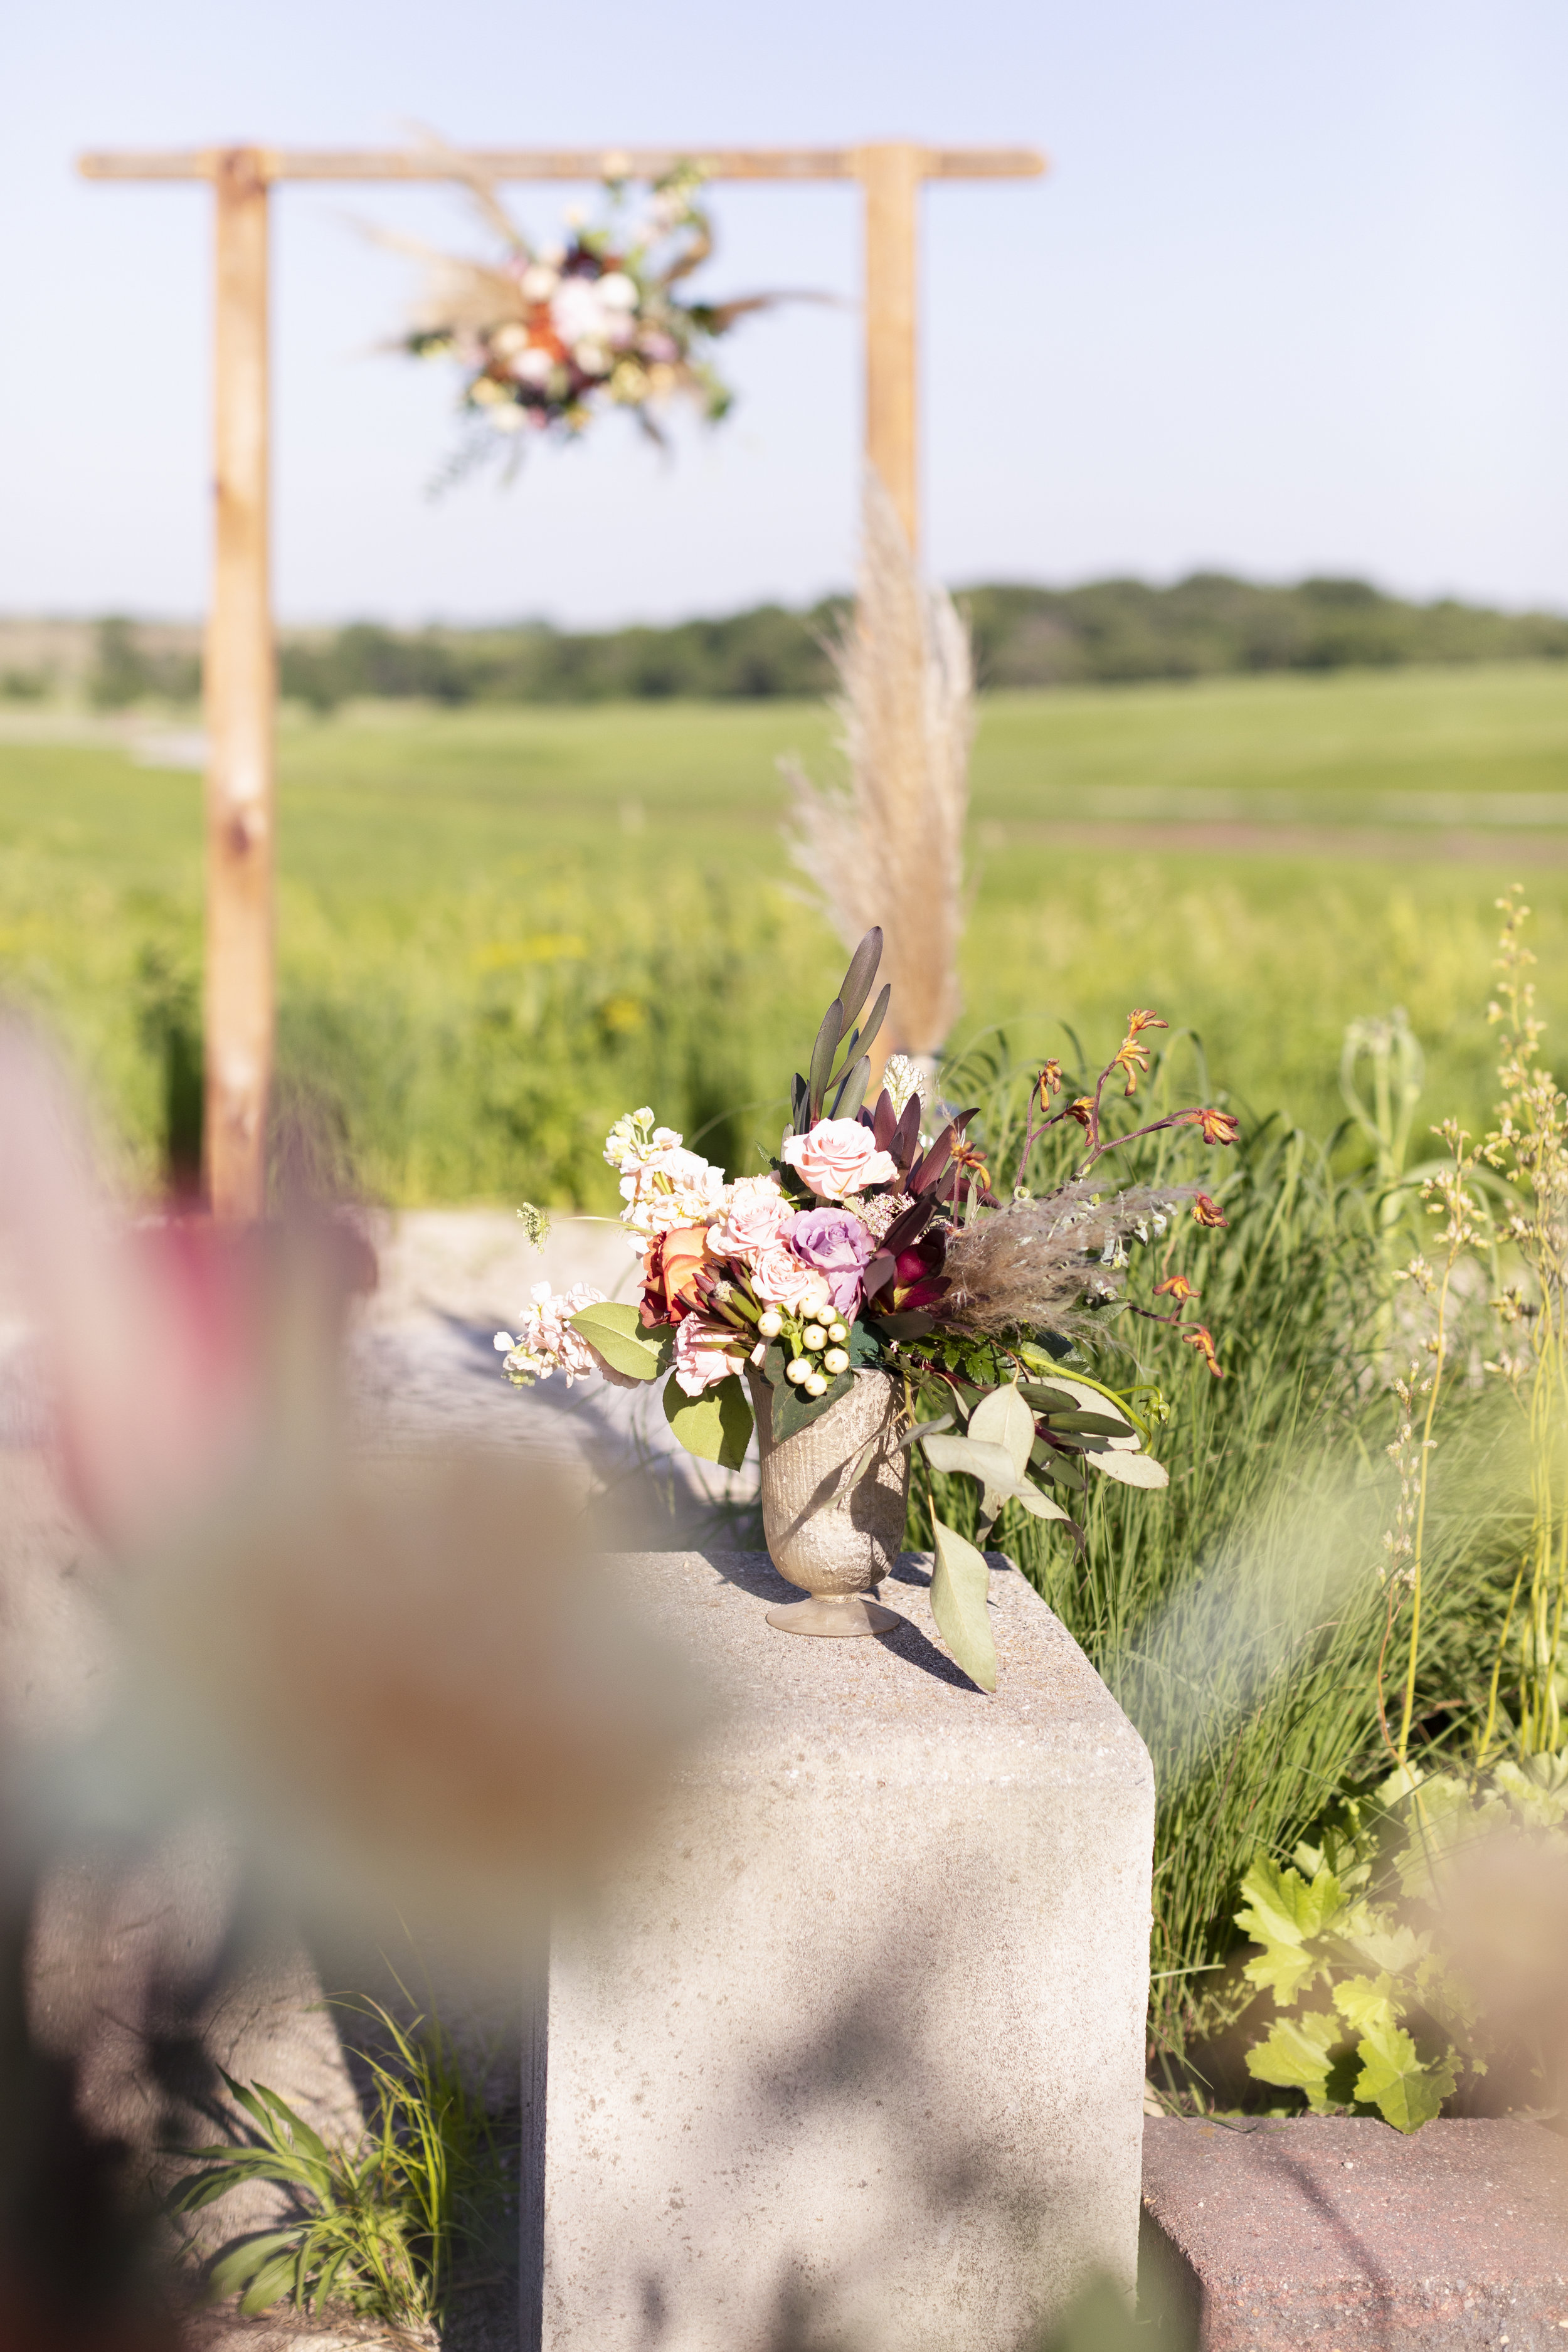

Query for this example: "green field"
[6,662,1568,1202]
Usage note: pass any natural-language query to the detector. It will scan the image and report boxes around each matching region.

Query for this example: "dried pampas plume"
[781,469,973,1065]
[943,1183,1199,1341]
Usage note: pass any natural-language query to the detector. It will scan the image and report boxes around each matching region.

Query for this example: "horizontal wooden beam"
[78,143,1046,186]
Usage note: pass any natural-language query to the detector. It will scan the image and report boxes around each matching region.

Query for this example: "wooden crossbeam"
[80,145,1044,183]
[82,139,1045,1219]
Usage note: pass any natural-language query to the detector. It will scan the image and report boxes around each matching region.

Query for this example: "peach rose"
[640,1224,714,1327]
[781,1118,899,1202]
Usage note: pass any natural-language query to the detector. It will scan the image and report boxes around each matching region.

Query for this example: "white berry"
[824,1347,849,1375]
[803,1324,827,1351]
[785,1357,810,1385]
[804,1372,828,1397]
[828,1322,848,1343]
[756,1310,783,1338]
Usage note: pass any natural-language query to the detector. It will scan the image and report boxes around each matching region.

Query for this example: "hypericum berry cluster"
[753,1308,851,1398]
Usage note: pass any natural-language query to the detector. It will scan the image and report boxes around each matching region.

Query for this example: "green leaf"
[929,1517,997,1692]
[1333,1973,1400,2037]
[1243,1941,1322,2005]
[209,2230,302,2301]
[1244,2011,1347,2112]
[1352,2023,1456,2132]
[240,2249,307,2316]
[569,1302,662,1380]
[968,1380,1035,1481]
[1236,1857,1344,1949]
[768,1366,854,1439]
[663,1374,754,1468]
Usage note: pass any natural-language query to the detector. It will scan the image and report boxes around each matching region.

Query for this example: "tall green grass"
[909,1034,1520,2071]
[6,680,1568,1200]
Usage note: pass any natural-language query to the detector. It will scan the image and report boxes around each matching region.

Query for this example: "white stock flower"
[603,1108,665,1172]
[497,1281,607,1387]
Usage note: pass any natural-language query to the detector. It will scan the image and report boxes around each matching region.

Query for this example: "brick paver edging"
[1141,2113,1568,2349]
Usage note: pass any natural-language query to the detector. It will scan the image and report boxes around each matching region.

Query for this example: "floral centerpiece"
[497,931,1236,1687]
[400,161,782,469]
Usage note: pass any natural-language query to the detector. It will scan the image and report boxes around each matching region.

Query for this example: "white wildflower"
[881,1054,926,1121]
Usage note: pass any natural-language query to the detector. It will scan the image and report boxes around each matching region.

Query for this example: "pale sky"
[3,0,1565,627]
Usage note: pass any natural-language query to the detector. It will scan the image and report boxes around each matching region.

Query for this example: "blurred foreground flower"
[0,1020,701,2339]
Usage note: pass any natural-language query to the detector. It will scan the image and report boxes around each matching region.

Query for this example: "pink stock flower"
[707,1173,795,1261]
[781,1118,899,1202]
[673,1312,750,1397]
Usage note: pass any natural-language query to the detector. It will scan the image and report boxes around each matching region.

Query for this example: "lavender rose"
[788,1208,874,1318]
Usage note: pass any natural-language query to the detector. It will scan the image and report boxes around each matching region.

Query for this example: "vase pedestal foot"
[765,1592,903,1638]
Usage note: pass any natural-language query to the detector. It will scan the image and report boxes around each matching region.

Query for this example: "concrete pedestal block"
[536,1548,1155,2352]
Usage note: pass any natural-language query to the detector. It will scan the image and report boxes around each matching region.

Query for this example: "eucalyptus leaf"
[1006,1483,1074,1523]
[568,1304,662,1382]
[930,1518,997,1692]
[1032,1438,1086,1490]
[1038,1410,1133,1438]
[664,1374,754,1469]
[968,1380,1035,1481]
[918,1431,1022,1523]
[1084,1447,1169,1490]
[1027,1382,1125,1423]
[898,1412,955,1451]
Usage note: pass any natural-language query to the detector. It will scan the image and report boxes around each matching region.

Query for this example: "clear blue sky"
[3,0,1564,626]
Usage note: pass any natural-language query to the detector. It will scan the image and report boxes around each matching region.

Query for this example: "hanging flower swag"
[391,156,793,477]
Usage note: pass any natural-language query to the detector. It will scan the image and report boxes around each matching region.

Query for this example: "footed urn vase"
[744,1365,911,1637]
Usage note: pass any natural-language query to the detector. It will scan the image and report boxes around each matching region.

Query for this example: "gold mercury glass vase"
[744,1365,910,1637]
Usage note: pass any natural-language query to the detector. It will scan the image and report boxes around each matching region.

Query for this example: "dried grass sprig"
[942,1182,1199,1340]
[781,469,973,1060]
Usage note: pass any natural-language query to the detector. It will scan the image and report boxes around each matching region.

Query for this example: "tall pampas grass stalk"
[781,469,973,1072]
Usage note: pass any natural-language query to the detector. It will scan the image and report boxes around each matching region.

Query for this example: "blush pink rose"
[781,1118,899,1202]
[707,1173,795,1261]
[748,1244,833,1316]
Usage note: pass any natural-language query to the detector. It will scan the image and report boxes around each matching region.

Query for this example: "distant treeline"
[40,576,1568,711]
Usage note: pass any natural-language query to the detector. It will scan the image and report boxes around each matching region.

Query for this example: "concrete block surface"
[540,1547,1155,2352]
[1142,2112,1568,2349]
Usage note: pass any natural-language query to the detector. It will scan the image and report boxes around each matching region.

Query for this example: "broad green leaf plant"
[1239,1752,1568,2131]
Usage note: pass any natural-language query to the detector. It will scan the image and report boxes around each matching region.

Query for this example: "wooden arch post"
[81,139,1046,1220]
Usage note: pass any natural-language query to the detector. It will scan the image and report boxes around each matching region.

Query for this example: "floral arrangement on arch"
[399,159,782,466]
[495,931,1239,1682]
